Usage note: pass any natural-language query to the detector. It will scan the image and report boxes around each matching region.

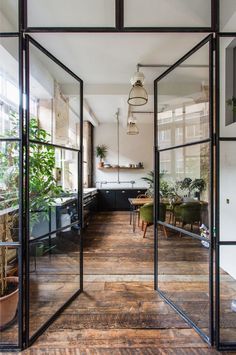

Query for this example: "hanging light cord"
[116,109,120,183]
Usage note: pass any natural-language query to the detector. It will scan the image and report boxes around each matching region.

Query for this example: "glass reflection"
[220,37,236,138]
[0,141,20,243]
[29,229,80,337]
[159,143,210,236]
[29,144,78,238]
[28,0,115,28]
[29,43,81,149]
[157,43,210,150]
[124,0,211,27]
[220,245,236,343]
[220,1,236,32]
[0,1,18,32]
[0,246,19,345]
[158,226,210,337]
[0,37,19,138]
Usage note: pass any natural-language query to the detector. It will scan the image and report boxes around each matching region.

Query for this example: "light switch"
[226,198,230,204]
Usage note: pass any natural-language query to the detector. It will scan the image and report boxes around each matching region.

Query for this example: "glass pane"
[0,141,19,242]
[29,144,78,238]
[29,229,81,337]
[157,42,210,150]
[219,37,236,137]
[220,141,236,242]
[124,0,211,28]
[0,37,19,138]
[29,42,81,149]
[28,0,115,28]
[159,143,210,237]
[0,0,18,32]
[0,246,19,346]
[158,226,210,337]
[220,0,236,32]
[219,245,236,343]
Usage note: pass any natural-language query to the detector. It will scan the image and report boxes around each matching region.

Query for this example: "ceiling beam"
[84,99,100,127]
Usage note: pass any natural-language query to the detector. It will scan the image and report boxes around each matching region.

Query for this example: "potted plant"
[0,244,19,329]
[177,177,206,201]
[141,170,154,196]
[0,114,63,328]
[96,144,108,168]
[191,178,206,200]
[141,170,175,199]
[0,113,19,329]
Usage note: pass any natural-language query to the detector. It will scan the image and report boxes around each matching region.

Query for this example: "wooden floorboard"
[2,212,235,353]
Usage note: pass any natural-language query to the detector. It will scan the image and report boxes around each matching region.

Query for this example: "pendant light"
[126,113,139,135]
[127,69,148,106]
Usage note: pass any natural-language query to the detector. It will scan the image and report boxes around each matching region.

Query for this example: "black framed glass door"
[0,33,24,351]
[215,33,236,351]
[24,35,84,346]
[154,34,214,345]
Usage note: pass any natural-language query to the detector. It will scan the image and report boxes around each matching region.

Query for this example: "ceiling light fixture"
[126,112,139,135]
[127,67,148,106]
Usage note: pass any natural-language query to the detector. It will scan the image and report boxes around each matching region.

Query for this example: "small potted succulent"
[96,145,108,168]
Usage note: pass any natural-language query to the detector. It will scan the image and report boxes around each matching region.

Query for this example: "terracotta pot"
[0,276,19,329]
[98,161,104,168]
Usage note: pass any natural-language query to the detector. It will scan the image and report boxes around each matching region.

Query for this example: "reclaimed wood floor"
[2,212,233,354]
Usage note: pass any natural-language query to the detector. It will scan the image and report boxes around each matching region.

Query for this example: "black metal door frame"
[23,35,84,347]
[154,34,215,346]
[215,32,236,351]
[1,0,230,352]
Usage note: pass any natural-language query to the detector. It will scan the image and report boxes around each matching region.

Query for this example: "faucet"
[100,181,107,188]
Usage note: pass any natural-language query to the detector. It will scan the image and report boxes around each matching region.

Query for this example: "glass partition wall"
[154,35,214,344]
[1,0,236,352]
[0,34,23,350]
[0,32,83,350]
[25,36,83,345]
[215,34,236,350]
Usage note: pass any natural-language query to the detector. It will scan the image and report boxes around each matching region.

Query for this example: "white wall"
[220,142,236,279]
[219,32,236,278]
[94,122,153,188]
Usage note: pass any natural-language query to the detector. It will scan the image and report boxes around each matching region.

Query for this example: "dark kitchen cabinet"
[116,190,130,210]
[98,190,116,211]
[98,189,147,211]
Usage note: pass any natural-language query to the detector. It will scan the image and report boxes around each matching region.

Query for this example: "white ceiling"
[30,32,208,125]
[31,33,208,85]
[2,1,235,125]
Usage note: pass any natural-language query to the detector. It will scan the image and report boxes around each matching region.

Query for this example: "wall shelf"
[98,166,144,170]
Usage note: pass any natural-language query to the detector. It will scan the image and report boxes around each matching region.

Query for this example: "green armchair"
[174,201,201,231]
[140,202,167,238]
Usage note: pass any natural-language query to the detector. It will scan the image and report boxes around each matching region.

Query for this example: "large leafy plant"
[29,118,63,229]
[176,177,206,198]
[141,171,175,198]
[0,113,63,297]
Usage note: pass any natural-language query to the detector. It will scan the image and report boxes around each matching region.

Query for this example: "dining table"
[128,197,153,232]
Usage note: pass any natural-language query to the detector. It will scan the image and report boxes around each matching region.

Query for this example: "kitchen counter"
[98,187,146,190]
[54,188,98,206]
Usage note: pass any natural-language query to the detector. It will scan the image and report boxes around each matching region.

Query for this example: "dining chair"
[136,194,148,227]
[140,202,167,238]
